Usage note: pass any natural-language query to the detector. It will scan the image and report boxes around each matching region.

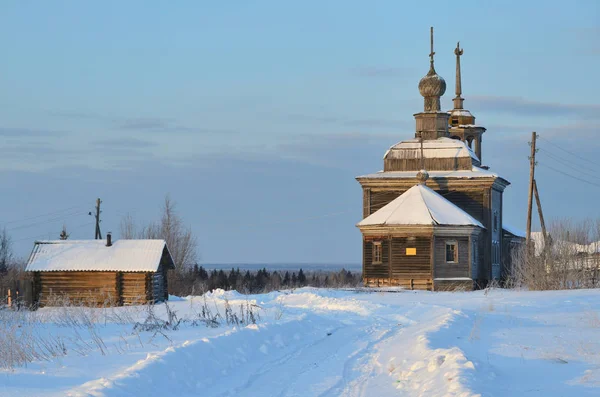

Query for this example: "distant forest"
[171,265,362,296]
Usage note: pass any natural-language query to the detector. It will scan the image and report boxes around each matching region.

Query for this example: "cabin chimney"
[106,232,112,247]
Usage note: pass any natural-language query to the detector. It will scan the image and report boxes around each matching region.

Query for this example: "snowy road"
[2,288,600,396]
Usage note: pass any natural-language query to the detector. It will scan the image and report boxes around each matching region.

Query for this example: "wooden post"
[533,179,547,245]
[526,132,537,250]
[7,288,11,307]
[94,198,102,240]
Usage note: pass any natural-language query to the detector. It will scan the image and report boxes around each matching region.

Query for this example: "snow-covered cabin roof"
[503,224,526,238]
[25,239,175,272]
[383,137,480,163]
[357,184,484,228]
[356,166,505,181]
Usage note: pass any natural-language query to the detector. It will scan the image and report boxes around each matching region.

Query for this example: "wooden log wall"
[367,189,486,224]
[433,237,470,279]
[384,157,473,172]
[37,271,119,306]
[390,237,432,282]
[121,272,152,305]
[152,267,165,302]
[362,240,389,280]
[369,190,404,215]
[441,191,484,223]
[363,236,433,290]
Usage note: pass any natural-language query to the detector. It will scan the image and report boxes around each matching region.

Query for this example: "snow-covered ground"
[1,288,600,396]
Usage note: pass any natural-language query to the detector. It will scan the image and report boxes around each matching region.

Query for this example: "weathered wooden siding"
[441,190,485,224]
[363,239,390,281]
[152,265,167,302]
[384,157,472,172]
[364,236,433,290]
[433,237,470,278]
[491,188,503,279]
[121,272,151,305]
[390,237,431,281]
[366,189,485,221]
[368,190,404,215]
[37,271,119,306]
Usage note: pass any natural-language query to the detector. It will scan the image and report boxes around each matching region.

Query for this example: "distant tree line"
[171,265,361,296]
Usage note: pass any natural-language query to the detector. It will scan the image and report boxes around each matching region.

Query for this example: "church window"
[373,242,382,264]
[451,117,459,126]
[445,241,458,263]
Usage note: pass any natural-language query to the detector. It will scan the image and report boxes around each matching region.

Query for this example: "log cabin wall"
[390,236,431,283]
[121,272,152,305]
[152,265,166,302]
[433,237,470,278]
[36,271,119,306]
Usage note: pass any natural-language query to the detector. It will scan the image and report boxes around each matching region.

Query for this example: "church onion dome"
[418,66,447,98]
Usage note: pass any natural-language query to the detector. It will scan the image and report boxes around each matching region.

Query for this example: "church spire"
[418,27,446,112]
[453,42,464,110]
[429,26,436,70]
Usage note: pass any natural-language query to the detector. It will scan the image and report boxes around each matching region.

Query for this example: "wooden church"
[356,28,523,291]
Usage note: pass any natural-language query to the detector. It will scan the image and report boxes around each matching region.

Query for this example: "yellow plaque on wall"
[406,248,417,256]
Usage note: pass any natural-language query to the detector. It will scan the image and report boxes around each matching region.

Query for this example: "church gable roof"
[357,184,484,228]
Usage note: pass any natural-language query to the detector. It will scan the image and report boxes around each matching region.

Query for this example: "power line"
[538,148,600,182]
[13,221,95,243]
[6,210,87,233]
[538,136,600,168]
[1,205,83,226]
[538,163,600,189]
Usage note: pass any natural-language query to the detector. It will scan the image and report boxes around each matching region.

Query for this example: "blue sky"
[0,1,598,264]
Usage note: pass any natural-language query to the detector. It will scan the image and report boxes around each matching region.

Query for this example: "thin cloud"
[0,127,67,137]
[353,66,411,78]
[92,137,158,149]
[286,113,410,130]
[471,96,600,119]
[119,117,235,135]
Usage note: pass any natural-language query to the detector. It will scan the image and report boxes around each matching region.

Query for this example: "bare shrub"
[0,309,67,369]
[508,218,600,290]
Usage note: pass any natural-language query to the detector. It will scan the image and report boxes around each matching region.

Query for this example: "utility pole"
[526,132,538,250]
[94,198,102,240]
[533,180,547,242]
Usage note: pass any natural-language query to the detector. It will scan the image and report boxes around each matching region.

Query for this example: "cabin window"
[446,241,458,263]
[372,242,382,264]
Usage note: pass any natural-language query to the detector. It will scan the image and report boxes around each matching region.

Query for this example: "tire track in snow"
[316,319,406,397]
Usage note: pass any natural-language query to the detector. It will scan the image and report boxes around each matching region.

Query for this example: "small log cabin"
[25,234,175,306]
[357,178,484,291]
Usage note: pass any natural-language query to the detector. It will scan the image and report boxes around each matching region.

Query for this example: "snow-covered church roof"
[384,137,479,163]
[25,239,175,272]
[357,184,483,228]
